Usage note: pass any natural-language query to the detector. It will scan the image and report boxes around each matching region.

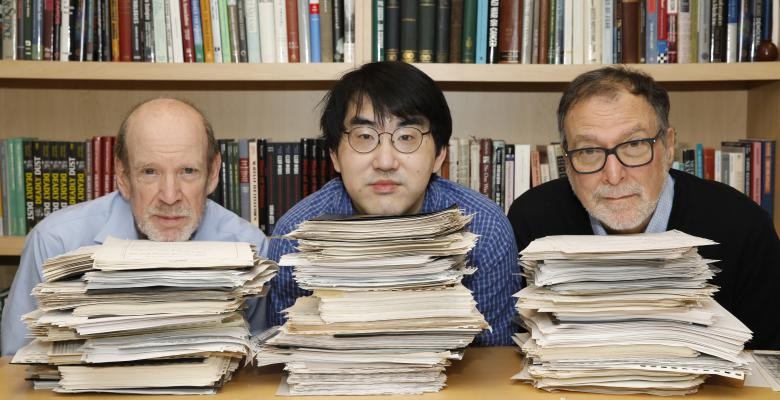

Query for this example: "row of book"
[0,136,774,238]
[373,0,780,64]
[0,0,355,63]
[672,139,776,217]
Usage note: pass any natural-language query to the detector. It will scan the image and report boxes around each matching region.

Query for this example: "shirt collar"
[93,192,141,244]
[590,173,675,235]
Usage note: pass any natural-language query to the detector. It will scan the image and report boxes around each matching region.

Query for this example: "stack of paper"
[512,230,753,396]
[256,207,488,395]
[12,237,277,394]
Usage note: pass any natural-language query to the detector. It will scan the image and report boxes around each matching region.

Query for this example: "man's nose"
[372,135,400,171]
[157,174,182,204]
[602,153,625,185]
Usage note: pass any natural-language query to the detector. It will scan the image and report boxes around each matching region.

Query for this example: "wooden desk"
[1,347,777,399]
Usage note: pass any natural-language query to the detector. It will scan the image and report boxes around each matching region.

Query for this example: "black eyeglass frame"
[563,130,665,174]
[342,126,432,154]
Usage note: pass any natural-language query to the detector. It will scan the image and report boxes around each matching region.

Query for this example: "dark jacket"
[507,168,780,350]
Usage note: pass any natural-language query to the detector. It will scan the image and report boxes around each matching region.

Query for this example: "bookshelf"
[0,1,779,256]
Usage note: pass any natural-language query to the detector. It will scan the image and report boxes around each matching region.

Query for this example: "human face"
[330,99,446,215]
[115,100,220,241]
[564,90,675,234]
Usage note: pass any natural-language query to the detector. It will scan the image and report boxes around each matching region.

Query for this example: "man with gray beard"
[1,98,269,355]
[507,66,779,350]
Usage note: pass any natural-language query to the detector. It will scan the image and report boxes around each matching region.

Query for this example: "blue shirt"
[590,173,676,235]
[266,176,521,346]
[1,191,270,355]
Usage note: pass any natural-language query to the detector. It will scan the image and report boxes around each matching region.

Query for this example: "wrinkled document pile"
[513,230,753,396]
[256,207,488,395]
[12,237,277,394]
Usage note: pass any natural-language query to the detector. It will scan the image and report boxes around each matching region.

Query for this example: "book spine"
[475,0,486,63]
[298,0,311,62]
[103,136,114,194]
[84,138,92,200]
[265,143,276,233]
[41,141,52,220]
[668,0,679,63]
[258,0,275,61]
[623,0,640,62]
[318,0,332,60]
[153,0,167,61]
[169,0,183,61]
[92,136,103,198]
[209,0,221,62]
[226,0,238,61]
[285,0,300,61]
[191,0,204,61]
[342,0,353,62]
[492,140,504,209]
[272,0,288,62]
[372,0,383,61]
[383,0,398,60]
[42,0,53,58]
[235,0,247,62]
[67,141,77,205]
[498,0,520,63]
[180,0,194,61]
[537,0,549,63]
[230,140,240,214]
[461,0,476,62]
[433,0,449,62]
[218,0,230,62]
[51,142,64,212]
[724,0,738,61]
[141,0,153,61]
[332,0,342,61]
[399,0,416,61]
[24,140,36,232]
[417,0,434,62]
[448,0,462,62]
[503,144,514,212]
[678,0,692,62]
[248,139,259,226]
[257,139,267,233]
[520,0,532,63]
[710,0,725,62]
[301,139,310,197]
[244,0,260,62]
[697,0,710,62]
[486,0,498,62]
[199,0,213,61]
[309,0,320,61]
[239,139,250,221]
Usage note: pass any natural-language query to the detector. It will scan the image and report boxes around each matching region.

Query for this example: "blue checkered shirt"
[266,176,521,346]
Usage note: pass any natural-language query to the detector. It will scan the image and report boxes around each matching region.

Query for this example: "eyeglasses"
[343,126,431,154]
[564,131,663,174]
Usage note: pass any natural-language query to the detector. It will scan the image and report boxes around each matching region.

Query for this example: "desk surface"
[1,347,777,399]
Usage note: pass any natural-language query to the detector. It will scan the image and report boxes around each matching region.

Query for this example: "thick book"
[258,0,275,61]
[399,0,416,62]
[433,0,449,62]
[448,0,462,62]
[383,0,399,60]
[285,0,300,61]
[332,0,343,61]
[309,0,321,61]
[461,0,476,62]
[498,0,521,63]
[622,0,640,63]
[319,0,333,61]
[417,0,434,62]
[180,0,195,61]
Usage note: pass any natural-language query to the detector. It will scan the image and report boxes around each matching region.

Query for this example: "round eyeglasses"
[343,126,431,154]
[564,131,663,174]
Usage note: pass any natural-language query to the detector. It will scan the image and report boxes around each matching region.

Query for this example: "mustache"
[592,182,643,199]
[146,206,193,217]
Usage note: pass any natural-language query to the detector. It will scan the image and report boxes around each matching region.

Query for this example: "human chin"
[137,210,198,241]
[589,193,658,231]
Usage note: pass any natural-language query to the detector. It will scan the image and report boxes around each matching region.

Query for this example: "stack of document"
[12,237,277,394]
[512,230,753,396]
[256,207,489,395]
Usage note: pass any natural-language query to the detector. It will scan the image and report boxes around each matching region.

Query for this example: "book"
[417,0,434,62]
[498,0,521,63]
[433,0,449,62]
[399,0,416,62]
[448,0,462,62]
[383,0,398,60]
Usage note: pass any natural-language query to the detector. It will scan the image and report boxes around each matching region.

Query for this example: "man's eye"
[182,168,196,175]
[397,134,415,142]
[356,133,374,141]
[142,168,156,175]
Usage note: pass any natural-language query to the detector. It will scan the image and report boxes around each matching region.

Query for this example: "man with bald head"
[1,98,269,355]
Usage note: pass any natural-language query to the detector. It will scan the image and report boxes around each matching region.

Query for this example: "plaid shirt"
[267,176,521,346]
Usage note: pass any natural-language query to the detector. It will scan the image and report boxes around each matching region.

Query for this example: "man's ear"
[330,149,341,173]
[206,153,221,195]
[664,127,676,167]
[433,146,447,174]
[115,157,130,199]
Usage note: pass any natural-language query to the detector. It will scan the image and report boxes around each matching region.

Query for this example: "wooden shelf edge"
[1,60,779,83]
[0,61,358,81]
[0,236,25,257]
[415,62,780,83]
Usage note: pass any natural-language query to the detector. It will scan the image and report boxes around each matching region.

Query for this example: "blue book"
[475,0,487,63]
[310,1,321,62]
[191,0,205,62]
[695,143,704,178]
[645,0,658,63]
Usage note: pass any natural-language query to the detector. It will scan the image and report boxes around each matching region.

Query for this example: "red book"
[103,136,115,194]
[180,0,196,62]
[92,137,104,198]
[703,147,715,181]
[118,0,132,61]
[43,0,54,59]
[285,0,300,62]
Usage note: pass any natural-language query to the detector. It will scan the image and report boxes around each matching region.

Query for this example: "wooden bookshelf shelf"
[1,61,778,84]
[0,237,25,257]
[0,61,357,82]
